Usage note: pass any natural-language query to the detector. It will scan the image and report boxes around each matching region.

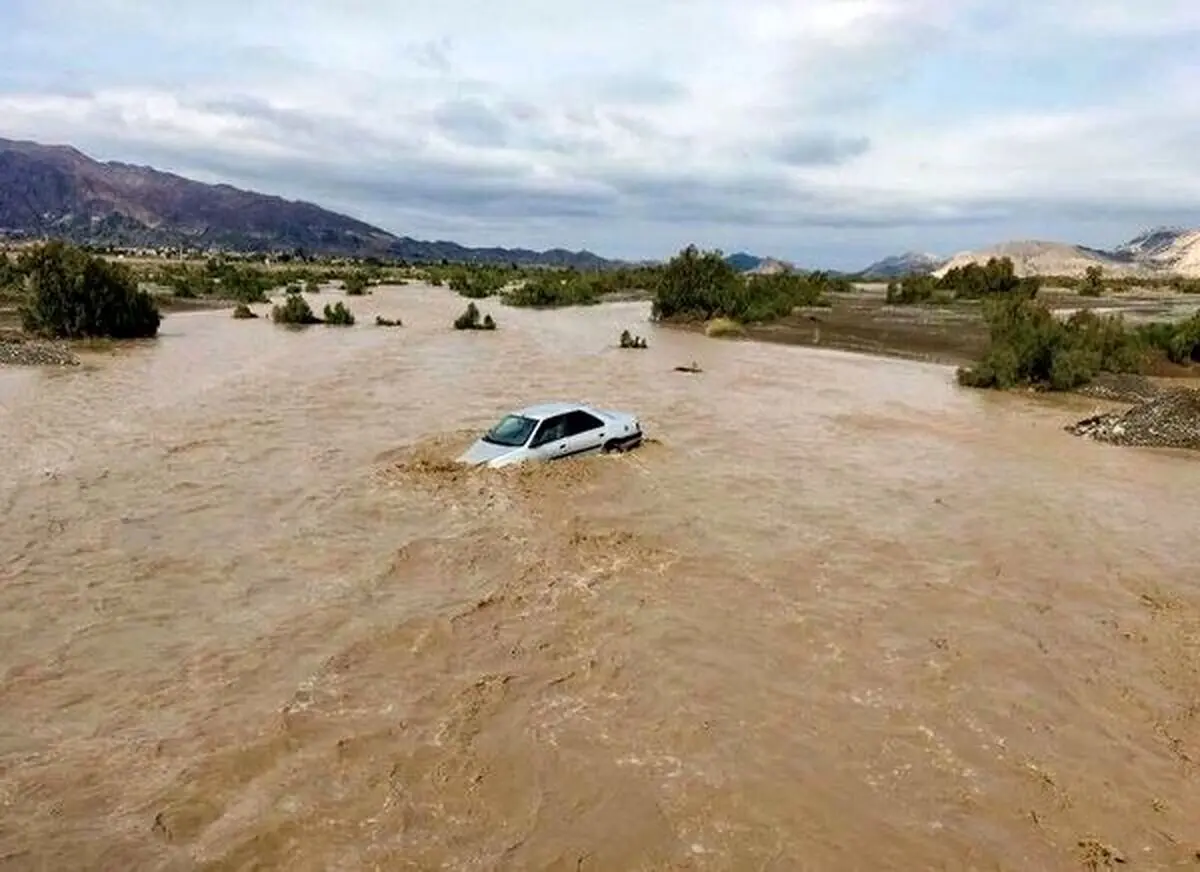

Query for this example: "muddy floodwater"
[2,284,1199,870]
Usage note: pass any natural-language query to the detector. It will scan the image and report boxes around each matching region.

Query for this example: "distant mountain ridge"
[866,227,1200,280]
[724,252,798,274]
[859,251,946,278]
[0,136,613,268]
[931,228,1200,279]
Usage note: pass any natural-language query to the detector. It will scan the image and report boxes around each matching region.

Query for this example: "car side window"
[563,410,604,438]
[530,414,568,447]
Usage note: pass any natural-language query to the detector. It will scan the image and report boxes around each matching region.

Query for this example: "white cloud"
[0,0,1198,266]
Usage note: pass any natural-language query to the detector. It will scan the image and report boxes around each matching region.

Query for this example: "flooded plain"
[1,284,1198,871]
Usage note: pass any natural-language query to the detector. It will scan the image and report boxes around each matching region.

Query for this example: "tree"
[651,245,742,321]
[1080,265,1104,297]
[18,241,161,339]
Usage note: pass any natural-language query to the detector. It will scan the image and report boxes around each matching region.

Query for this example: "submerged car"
[457,401,644,468]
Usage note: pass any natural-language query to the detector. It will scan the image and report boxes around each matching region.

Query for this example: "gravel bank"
[0,332,80,367]
[1067,388,1200,450]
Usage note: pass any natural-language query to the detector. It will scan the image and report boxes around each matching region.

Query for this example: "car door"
[560,410,607,457]
[527,414,571,460]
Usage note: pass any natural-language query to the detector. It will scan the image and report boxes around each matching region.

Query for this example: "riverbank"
[665,283,1200,373]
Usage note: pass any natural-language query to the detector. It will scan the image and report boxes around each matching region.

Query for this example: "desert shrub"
[375,315,402,327]
[343,272,370,295]
[17,241,161,339]
[886,274,938,304]
[651,245,838,323]
[651,246,742,321]
[938,257,1040,300]
[507,271,602,307]
[957,297,1147,390]
[304,278,321,294]
[231,303,258,319]
[448,268,508,298]
[0,253,17,294]
[1137,313,1200,364]
[453,301,497,330]
[1079,266,1104,297]
[323,301,355,325]
[271,294,320,325]
[619,329,647,348]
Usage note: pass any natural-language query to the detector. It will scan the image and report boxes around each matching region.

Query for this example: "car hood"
[457,439,521,466]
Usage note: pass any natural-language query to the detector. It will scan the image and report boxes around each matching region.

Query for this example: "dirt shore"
[675,284,1200,371]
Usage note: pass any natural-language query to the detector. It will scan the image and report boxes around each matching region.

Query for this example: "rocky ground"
[1067,387,1200,450]
[0,329,80,367]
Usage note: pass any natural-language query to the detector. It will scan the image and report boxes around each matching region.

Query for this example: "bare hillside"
[934,240,1151,279]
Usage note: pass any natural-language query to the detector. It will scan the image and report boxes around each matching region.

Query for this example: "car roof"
[513,401,592,420]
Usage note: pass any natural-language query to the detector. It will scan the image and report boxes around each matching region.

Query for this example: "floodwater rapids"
[1,285,1198,870]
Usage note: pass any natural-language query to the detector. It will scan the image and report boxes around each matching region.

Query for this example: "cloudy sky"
[1,0,1198,268]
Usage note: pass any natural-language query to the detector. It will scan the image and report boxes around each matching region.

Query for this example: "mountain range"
[0,136,611,268]
[2,136,1198,278]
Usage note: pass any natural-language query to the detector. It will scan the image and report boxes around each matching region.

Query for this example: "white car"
[457,401,644,468]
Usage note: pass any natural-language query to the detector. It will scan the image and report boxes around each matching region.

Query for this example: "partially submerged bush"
[17,241,162,339]
[619,328,648,348]
[448,268,508,298]
[232,302,258,319]
[271,294,320,325]
[343,272,370,295]
[508,272,602,307]
[453,301,497,330]
[323,301,355,326]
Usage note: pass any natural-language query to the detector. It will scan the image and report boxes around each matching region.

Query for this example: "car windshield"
[482,414,537,448]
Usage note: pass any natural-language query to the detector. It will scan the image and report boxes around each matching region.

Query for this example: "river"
[1,284,1198,870]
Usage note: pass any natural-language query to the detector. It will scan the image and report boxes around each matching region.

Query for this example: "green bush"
[343,272,370,295]
[651,246,841,323]
[1079,266,1104,297]
[886,275,938,304]
[957,297,1147,390]
[888,257,1040,305]
[271,294,320,325]
[1137,313,1200,364]
[323,301,355,325]
[619,329,648,348]
[448,267,508,298]
[938,257,1040,300]
[453,301,497,330]
[232,302,258,319]
[304,278,321,294]
[507,272,602,307]
[17,241,162,339]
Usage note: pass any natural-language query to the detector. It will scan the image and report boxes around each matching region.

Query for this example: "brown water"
[2,285,1198,871]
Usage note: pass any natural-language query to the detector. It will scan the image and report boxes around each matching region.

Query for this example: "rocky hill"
[1111,226,1200,275]
[0,137,613,268]
[859,251,945,278]
[931,229,1200,280]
